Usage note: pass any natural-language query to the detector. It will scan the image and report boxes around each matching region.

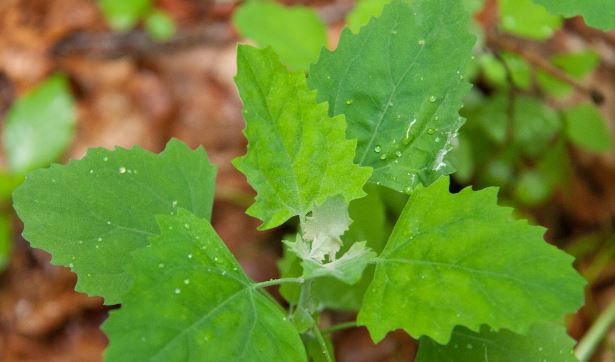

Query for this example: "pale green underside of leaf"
[309,0,475,193]
[533,0,615,31]
[103,210,306,362]
[233,45,372,230]
[12,139,217,305]
[416,323,578,362]
[358,177,586,344]
[233,2,327,70]
[3,74,76,174]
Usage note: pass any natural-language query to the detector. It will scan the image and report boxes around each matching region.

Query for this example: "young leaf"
[309,0,475,193]
[12,139,217,305]
[145,9,176,41]
[3,74,76,174]
[564,103,613,153]
[286,239,376,285]
[303,196,352,261]
[415,323,578,362]
[346,0,392,33]
[104,210,306,361]
[233,2,327,70]
[533,0,615,31]
[233,45,371,230]
[358,177,585,344]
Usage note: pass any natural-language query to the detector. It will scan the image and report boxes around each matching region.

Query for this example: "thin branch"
[486,33,605,105]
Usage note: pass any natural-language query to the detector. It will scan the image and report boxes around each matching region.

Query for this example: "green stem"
[322,321,357,335]
[576,297,615,362]
[253,277,304,289]
[312,320,333,362]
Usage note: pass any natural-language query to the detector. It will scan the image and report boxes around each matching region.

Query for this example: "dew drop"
[427,128,436,135]
[184,279,190,285]
[188,254,193,259]
[69,263,74,268]
[103,157,108,162]
[374,145,382,153]
[172,200,178,207]
[175,288,181,294]
[418,39,426,46]
[184,223,190,229]
[97,237,103,242]
[89,170,94,174]
[106,221,112,225]
[380,153,388,160]
[467,344,473,349]
[395,150,402,157]
[429,95,437,103]
[391,30,398,35]
[404,186,412,194]
[158,263,165,268]
[119,167,127,174]
[345,99,353,105]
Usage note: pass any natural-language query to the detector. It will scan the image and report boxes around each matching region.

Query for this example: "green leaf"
[233,2,327,70]
[145,9,176,41]
[500,0,562,40]
[358,177,585,344]
[3,74,76,174]
[233,45,371,230]
[98,0,151,31]
[415,323,578,362]
[537,50,600,97]
[564,103,612,153]
[346,0,392,33]
[309,0,475,193]
[533,0,615,31]
[286,239,376,285]
[103,210,306,361]
[12,139,217,305]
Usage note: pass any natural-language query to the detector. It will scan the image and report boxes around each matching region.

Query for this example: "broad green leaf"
[309,0,475,193]
[533,0,615,31]
[98,0,151,31]
[514,169,552,206]
[346,0,392,33]
[0,215,10,269]
[233,2,327,70]
[280,184,389,310]
[104,210,306,361]
[500,0,562,40]
[358,177,585,344]
[12,139,217,304]
[3,74,76,174]
[479,53,531,90]
[233,45,371,230]
[145,9,176,41]
[286,239,376,284]
[415,323,578,362]
[564,103,613,153]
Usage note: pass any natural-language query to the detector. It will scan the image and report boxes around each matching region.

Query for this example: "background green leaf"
[234,45,371,230]
[104,210,306,362]
[145,9,176,41]
[98,0,151,31]
[309,0,475,193]
[12,139,217,304]
[500,0,562,40]
[358,177,585,344]
[533,0,615,31]
[3,74,76,175]
[415,323,578,362]
[564,103,612,153]
[233,2,327,70]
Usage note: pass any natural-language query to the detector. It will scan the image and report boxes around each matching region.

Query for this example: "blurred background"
[0,0,614,360]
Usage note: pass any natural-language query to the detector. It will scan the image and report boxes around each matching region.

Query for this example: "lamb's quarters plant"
[12,0,587,360]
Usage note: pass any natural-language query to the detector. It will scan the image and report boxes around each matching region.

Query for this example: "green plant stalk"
[576,297,615,362]
[253,277,305,289]
[322,321,357,335]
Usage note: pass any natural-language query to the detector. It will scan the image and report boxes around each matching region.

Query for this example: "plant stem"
[322,321,357,335]
[312,320,334,362]
[576,297,615,362]
[253,277,304,289]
